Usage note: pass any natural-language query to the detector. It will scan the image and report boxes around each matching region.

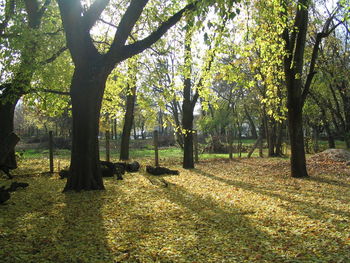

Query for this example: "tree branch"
[83,0,110,31]
[301,14,342,106]
[0,0,15,36]
[37,88,70,96]
[37,0,51,21]
[39,46,68,65]
[57,0,99,65]
[111,1,196,65]
[109,0,149,52]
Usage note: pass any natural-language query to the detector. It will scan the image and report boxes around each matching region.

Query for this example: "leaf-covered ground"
[1,157,349,262]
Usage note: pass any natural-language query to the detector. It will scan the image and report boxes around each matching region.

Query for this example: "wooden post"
[194,130,199,163]
[105,130,110,162]
[153,130,159,167]
[49,131,54,173]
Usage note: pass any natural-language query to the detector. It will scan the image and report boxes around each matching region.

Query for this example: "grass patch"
[1,157,349,262]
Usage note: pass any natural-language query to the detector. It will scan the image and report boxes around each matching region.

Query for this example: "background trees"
[1,0,349,191]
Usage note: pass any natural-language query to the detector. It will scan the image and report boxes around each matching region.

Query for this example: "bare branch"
[39,46,68,65]
[38,88,70,96]
[98,18,118,29]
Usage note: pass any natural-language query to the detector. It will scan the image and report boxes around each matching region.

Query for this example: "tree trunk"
[340,84,350,148]
[288,105,308,177]
[283,0,309,178]
[182,104,194,169]
[133,123,137,140]
[275,122,284,156]
[267,119,276,157]
[244,106,258,139]
[120,85,136,161]
[0,94,19,170]
[182,17,195,169]
[312,126,319,153]
[171,99,184,149]
[64,67,107,191]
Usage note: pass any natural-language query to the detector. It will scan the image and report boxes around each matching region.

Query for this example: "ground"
[0,157,349,262]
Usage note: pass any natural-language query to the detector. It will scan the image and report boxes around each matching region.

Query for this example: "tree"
[56,0,198,191]
[281,0,344,177]
[120,58,138,160]
[0,0,66,171]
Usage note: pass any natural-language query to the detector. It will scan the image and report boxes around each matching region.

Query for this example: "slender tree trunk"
[312,126,319,153]
[182,105,194,169]
[133,123,137,140]
[120,85,136,161]
[113,119,117,140]
[172,100,184,149]
[258,122,264,157]
[244,106,258,139]
[325,123,335,148]
[267,119,276,157]
[340,85,350,148]
[275,122,284,156]
[64,67,107,191]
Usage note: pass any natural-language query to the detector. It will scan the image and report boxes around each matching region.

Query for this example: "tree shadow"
[56,191,114,262]
[193,168,350,227]
[0,180,115,262]
[304,175,350,189]
[159,181,349,262]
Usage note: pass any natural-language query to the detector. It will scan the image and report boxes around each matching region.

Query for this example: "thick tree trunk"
[0,94,19,170]
[64,67,107,191]
[120,86,136,161]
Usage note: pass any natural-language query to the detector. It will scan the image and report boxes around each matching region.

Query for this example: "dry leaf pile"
[0,157,349,262]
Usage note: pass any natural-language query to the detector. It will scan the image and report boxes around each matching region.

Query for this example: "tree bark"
[267,119,276,157]
[0,88,20,170]
[182,79,195,169]
[287,104,308,177]
[275,122,284,156]
[119,85,136,161]
[282,0,309,178]
[339,82,350,148]
[244,106,258,139]
[64,66,107,191]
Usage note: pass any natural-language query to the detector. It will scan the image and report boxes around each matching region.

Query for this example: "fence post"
[105,130,110,162]
[49,131,54,173]
[194,130,199,163]
[153,130,159,167]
